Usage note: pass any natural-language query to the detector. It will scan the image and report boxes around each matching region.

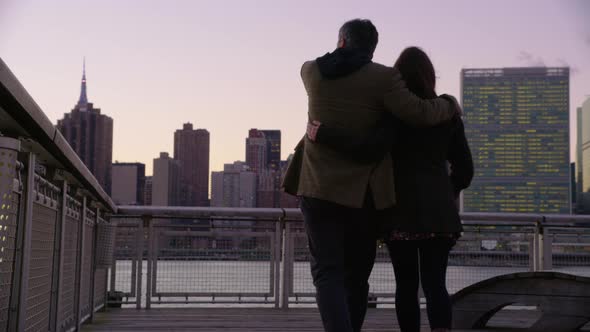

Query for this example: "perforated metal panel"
[58,196,80,332]
[0,192,18,332]
[95,219,115,268]
[24,196,58,332]
[93,268,107,310]
[79,209,95,320]
[0,140,19,332]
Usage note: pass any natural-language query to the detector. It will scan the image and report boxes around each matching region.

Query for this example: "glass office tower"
[462,67,570,214]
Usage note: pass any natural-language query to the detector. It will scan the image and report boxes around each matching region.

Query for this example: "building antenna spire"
[78,56,88,107]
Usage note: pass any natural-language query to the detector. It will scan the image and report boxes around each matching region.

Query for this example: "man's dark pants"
[300,196,378,332]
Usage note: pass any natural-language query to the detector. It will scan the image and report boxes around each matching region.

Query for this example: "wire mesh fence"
[108,210,590,309]
[109,218,279,306]
[274,223,537,305]
[446,225,535,294]
[154,225,274,294]
[109,220,139,304]
[548,227,590,277]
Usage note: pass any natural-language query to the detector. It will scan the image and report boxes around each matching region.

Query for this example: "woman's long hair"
[393,47,437,100]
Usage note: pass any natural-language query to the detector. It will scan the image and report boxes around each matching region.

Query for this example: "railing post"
[152,229,159,297]
[136,217,145,309]
[87,207,99,323]
[528,236,535,272]
[145,216,153,309]
[274,218,283,309]
[280,222,291,309]
[287,228,295,296]
[9,152,34,332]
[130,252,137,298]
[103,253,109,312]
[543,226,553,270]
[535,217,550,271]
[74,196,87,331]
[109,229,117,298]
[533,219,541,271]
[50,180,68,332]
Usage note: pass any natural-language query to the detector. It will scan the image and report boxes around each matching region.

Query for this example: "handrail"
[0,57,115,212]
[113,206,590,228]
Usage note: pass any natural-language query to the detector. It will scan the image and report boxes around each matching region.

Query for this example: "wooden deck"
[81,307,590,331]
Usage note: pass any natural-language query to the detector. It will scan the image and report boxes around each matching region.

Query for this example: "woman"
[306,47,474,332]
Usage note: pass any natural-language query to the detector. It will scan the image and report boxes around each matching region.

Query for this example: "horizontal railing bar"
[460,212,544,222]
[159,230,275,237]
[106,300,137,304]
[153,292,272,297]
[114,206,288,219]
[113,206,590,227]
[149,300,275,304]
[113,216,291,222]
[291,292,397,298]
[110,218,587,230]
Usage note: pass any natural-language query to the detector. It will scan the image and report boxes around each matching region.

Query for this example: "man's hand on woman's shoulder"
[307,120,321,142]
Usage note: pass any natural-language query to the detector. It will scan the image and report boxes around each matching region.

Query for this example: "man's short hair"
[338,19,378,55]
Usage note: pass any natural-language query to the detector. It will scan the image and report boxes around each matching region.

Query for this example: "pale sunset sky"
[1,0,589,175]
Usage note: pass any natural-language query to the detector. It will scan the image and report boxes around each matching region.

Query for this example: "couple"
[283,19,474,332]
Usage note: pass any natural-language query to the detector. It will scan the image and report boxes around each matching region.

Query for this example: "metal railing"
[0,150,116,332]
[1,57,116,332]
[109,206,590,309]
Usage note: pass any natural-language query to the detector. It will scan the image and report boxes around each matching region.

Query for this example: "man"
[282,19,459,332]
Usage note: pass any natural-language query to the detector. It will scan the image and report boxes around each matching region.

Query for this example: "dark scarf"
[316,48,372,79]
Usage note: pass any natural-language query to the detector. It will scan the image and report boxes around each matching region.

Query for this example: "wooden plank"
[80,307,590,332]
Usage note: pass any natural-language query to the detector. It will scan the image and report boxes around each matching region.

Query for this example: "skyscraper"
[246,129,282,172]
[152,152,181,206]
[174,123,210,207]
[246,129,267,173]
[577,98,590,214]
[462,67,570,214]
[111,162,145,205]
[57,61,113,193]
[211,161,257,207]
[256,169,279,207]
[245,129,283,207]
[144,176,153,206]
[260,130,281,170]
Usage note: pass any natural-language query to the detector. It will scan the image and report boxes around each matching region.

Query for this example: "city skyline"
[1,0,588,175]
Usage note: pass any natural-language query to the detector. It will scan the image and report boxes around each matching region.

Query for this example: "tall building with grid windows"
[245,129,267,173]
[577,98,590,214]
[174,123,210,207]
[461,67,570,214]
[260,130,281,170]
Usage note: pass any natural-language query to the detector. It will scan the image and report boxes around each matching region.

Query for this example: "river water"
[111,260,590,306]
